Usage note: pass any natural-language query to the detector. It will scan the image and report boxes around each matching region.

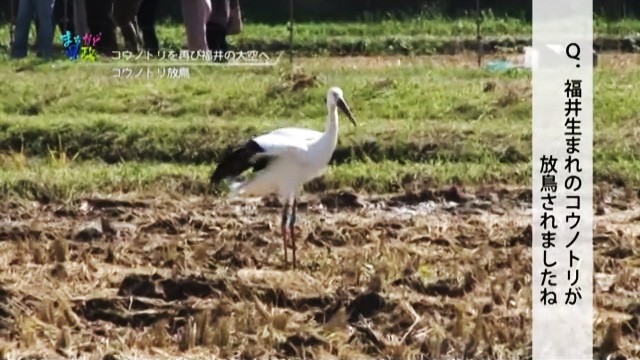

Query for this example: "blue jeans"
[11,0,56,59]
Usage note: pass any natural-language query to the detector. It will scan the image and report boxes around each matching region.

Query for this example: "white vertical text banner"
[532,0,594,359]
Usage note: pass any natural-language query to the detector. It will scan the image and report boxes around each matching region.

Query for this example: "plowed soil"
[0,185,638,359]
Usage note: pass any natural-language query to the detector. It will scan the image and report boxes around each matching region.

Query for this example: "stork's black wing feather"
[210,139,276,184]
[251,156,274,173]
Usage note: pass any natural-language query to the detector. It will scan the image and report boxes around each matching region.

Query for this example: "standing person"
[11,0,55,59]
[113,0,143,52]
[137,0,159,55]
[180,0,211,51]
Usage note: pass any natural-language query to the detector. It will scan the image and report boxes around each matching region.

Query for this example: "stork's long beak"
[337,98,357,126]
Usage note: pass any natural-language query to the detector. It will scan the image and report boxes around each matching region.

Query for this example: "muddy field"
[0,185,638,359]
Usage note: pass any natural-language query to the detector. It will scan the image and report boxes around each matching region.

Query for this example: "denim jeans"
[11,0,55,59]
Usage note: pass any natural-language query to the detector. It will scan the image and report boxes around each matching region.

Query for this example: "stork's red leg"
[281,202,290,268]
[290,197,297,269]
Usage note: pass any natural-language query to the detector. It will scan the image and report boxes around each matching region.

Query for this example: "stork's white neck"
[325,105,339,135]
[315,104,339,160]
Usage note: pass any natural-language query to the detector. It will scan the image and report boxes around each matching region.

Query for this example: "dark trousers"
[206,22,227,53]
[85,0,117,55]
[52,0,74,35]
[113,0,142,52]
[137,0,158,54]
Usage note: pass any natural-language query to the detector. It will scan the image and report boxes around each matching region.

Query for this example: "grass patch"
[0,36,639,200]
[1,17,640,57]
[0,157,534,201]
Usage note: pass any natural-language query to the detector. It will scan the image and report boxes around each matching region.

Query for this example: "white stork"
[210,86,357,269]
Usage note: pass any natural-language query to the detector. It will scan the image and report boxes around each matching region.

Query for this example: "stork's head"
[326,86,357,126]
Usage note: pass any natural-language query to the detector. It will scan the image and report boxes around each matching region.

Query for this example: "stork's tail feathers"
[210,168,224,185]
[210,140,265,186]
[208,176,246,197]
[229,180,246,194]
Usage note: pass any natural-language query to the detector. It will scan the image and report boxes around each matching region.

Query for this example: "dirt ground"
[0,184,638,359]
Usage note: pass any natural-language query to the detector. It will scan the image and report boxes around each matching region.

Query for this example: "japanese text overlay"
[532,0,594,358]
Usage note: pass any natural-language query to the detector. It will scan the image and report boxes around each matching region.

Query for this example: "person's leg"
[73,0,88,38]
[11,0,34,58]
[85,0,118,55]
[34,0,55,59]
[206,0,228,59]
[137,0,159,54]
[112,0,142,52]
[181,0,210,51]
[180,0,194,50]
[64,0,75,35]
[206,22,226,53]
[53,0,74,35]
[52,0,62,34]
[200,0,212,50]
